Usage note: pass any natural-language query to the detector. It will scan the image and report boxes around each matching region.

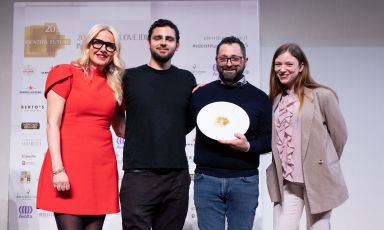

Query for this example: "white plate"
[197,101,250,141]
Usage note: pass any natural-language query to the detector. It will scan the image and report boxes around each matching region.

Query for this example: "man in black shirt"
[120,19,196,230]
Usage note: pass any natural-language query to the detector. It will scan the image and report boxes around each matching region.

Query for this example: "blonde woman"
[37,24,125,230]
[267,43,348,230]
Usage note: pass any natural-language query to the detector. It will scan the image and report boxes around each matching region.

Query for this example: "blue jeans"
[194,173,259,230]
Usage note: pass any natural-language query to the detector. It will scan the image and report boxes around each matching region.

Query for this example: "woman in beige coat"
[266,43,348,230]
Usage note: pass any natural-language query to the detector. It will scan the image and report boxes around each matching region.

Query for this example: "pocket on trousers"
[241,175,259,183]
[194,173,204,181]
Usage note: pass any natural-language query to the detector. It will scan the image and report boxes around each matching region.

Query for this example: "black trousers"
[120,169,191,230]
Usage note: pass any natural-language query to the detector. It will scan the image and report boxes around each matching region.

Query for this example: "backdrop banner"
[10,1,261,229]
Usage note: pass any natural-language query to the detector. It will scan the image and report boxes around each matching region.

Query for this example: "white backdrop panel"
[10,1,261,229]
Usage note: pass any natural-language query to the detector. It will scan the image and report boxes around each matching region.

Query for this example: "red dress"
[36,64,119,214]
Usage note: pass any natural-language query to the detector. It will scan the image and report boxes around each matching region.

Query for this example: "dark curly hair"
[148,19,180,43]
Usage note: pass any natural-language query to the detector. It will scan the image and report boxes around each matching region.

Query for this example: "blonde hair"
[71,24,124,105]
[269,43,335,109]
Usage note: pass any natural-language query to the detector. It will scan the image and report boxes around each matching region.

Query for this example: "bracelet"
[52,168,65,176]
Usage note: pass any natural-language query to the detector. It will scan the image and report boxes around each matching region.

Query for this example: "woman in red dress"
[36,24,125,230]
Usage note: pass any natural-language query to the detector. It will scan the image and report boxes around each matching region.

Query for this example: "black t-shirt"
[122,64,196,170]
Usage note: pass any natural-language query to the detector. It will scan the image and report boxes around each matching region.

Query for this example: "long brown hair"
[269,43,335,109]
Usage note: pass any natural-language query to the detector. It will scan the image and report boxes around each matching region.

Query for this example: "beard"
[150,48,176,64]
[218,65,245,85]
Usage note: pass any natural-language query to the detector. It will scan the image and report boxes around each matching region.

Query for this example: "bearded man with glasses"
[190,36,272,230]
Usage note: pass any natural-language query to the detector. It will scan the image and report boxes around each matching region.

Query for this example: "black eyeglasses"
[216,56,244,65]
[90,38,116,52]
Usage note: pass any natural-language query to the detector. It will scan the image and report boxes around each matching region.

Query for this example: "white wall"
[259,0,384,47]
[258,1,384,229]
[1,0,384,229]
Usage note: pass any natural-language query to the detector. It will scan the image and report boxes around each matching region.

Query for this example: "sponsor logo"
[38,211,54,218]
[18,205,33,218]
[22,65,36,76]
[193,35,249,49]
[189,64,207,76]
[21,138,42,146]
[24,23,70,57]
[16,188,36,200]
[186,137,195,146]
[20,104,45,112]
[119,33,147,41]
[21,122,40,129]
[203,35,248,41]
[19,84,42,95]
[76,33,147,49]
[41,65,54,75]
[116,137,125,145]
[189,206,197,219]
[115,137,125,149]
[21,153,37,159]
[21,160,35,166]
[20,171,31,182]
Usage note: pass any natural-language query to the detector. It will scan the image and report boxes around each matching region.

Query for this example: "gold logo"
[24,23,70,57]
[21,122,40,129]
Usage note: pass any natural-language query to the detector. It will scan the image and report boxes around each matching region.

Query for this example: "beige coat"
[266,87,348,214]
